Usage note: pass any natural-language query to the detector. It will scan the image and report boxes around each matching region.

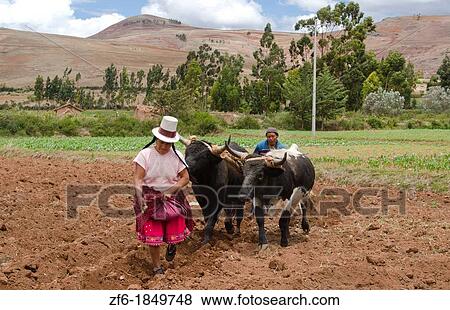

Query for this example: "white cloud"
[0,0,125,37]
[280,0,450,34]
[357,0,450,20]
[65,13,125,37]
[285,0,337,13]
[141,0,270,30]
[284,0,450,21]
[278,14,316,32]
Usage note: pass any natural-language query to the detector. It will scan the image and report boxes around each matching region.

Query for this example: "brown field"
[1,15,449,88]
[0,155,448,289]
[0,92,30,104]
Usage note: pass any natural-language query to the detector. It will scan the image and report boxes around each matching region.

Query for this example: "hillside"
[0,14,449,87]
[366,16,450,76]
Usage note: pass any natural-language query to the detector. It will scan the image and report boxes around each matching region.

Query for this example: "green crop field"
[0,129,449,192]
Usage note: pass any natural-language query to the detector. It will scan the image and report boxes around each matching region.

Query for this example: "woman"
[133,116,193,275]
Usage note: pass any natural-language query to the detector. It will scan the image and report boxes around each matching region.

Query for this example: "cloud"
[284,0,337,13]
[280,0,450,34]
[141,0,270,30]
[357,0,450,20]
[278,14,316,32]
[284,0,450,21]
[0,0,125,37]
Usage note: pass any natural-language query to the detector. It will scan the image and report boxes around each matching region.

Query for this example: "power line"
[330,23,430,78]
[23,24,104,75]
[373,25,429,58]
[288,20,431,77]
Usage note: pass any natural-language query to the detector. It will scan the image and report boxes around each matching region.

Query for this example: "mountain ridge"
[1,14,449,87]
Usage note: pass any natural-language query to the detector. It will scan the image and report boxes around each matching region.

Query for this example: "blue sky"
[72,0,144,19]
[1,0,449,37]
[71,0,311,31]
[72,0,300,20]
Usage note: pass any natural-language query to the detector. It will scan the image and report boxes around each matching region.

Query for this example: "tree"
[437,54,450,89]
[362,71,381,99]
[316,67,348,128]
[44,76,51,99]
[145,64,166,101]
[75,72,81,94]
[74,88,87,109]
[289,35,313,68]
[117,67,132,108]
[283,63,347,129]
[252,23,286,113]
[163,75,178,91]
[136,69,146,92]
[340,50,379,111]
[176,33,187,42]
[363,88,404,116]
[181,44,222,110]
[48,75,61,100]
[130,71,137,103]
[102,64,119,108]
[428,74,440,89]
[40,69,78,104]
[282,63,313,129]
[378,51,416,108]
[33,75,44,103]
[57,68,76,104]
[183,60,202,108]
[152,87,195,117]
[295,4,339,57]
[295,2,374,57]
[175,50,196,83]
[421,86,450,113]
[242,78,266,114]
[295,1,377,111]
[210,54,244,111]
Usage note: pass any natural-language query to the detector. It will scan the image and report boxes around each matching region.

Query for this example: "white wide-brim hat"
[152,115,180,143]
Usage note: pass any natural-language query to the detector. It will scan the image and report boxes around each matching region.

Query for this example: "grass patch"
[1,129,449,193]
[227,129,450,143]
[315,163,449,193]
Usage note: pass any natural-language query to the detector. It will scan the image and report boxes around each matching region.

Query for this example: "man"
[253,127,287,155]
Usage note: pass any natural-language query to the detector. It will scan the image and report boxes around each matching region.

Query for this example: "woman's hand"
[163,168,189,196]
[135,191,145,213]
[163,193,173,200]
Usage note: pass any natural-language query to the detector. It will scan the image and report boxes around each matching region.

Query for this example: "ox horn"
[211,144,226,156]
[211,135,233,155]
[199,141,213,151]
[179,136,191,147]
[266,152,287,168]
[225,141,249,160]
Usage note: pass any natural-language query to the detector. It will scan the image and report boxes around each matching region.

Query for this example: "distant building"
[209,111,241,125]
[53,103,83,117]
[134,104,160,120]
[413,83,428,96]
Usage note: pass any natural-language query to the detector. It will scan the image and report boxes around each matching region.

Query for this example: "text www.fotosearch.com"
[200,293,340,306]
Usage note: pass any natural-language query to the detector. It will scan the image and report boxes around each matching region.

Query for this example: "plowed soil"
[0,155,449,289]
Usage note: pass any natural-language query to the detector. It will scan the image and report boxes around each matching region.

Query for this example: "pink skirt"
[137,215,191,246]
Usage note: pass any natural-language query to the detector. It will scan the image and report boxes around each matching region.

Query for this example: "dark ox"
[226,142,315,249]
[180,137,246,244]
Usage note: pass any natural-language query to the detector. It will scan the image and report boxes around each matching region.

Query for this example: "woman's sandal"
[153,266,164,275]
[165,244,177,262]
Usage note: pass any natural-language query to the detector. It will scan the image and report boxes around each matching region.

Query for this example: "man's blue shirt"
[253,140,287,155]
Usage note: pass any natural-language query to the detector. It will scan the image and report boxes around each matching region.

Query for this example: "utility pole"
[312,18,317,137]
